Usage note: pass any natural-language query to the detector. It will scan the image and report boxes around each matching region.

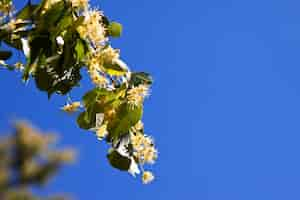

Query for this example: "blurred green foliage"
[0,121,75,200]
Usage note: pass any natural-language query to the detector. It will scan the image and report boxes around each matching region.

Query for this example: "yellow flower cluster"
[87,46,120,86]
[62,101,81,113]
[89,70,108,87]
[133,136,157,164]
[96,123,108,140]
[87,46,120,70]
[130,122,158,164]
[77,9,107,45]
[70,0,88,9]
[130,121,157,184]
[127,85,150,107]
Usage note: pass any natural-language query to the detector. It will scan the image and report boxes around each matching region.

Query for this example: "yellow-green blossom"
[127,85,150,107]
[96,123,108,140]
[77,9,107,45]
[70,0,88,9]
[61,101,81,113]
[142,171,154,184]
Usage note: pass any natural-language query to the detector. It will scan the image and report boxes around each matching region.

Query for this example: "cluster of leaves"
[0,121,75,200]
[0,0,157,183]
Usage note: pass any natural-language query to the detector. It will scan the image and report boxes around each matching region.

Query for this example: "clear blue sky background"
[1,0,300,199]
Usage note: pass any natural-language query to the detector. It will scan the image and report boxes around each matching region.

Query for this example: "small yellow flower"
[62,101,81,113]
[130,131,158,164]
[127,85,150,107]
[132,120,144,132]
[96,123,108,140]
[86,46,120,73]
[101,46,120,64]
[142,171,154,184]
[130,132,144,149]
[14,62,24,70]
[70,0,88,9]
[77,9,107,45]
[89,71,108,86]
[142,146,158,164]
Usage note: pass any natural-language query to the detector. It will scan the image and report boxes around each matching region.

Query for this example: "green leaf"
[79,87,127,130]
[75,39,85,61]
[107,103,143,142]
[41,1,66,28]
[0,29,24,50]
[77,111,92,129]
[83,87,125,107]
[29,34,52,62]
[108,22,123,38]
[107,150,131,171]
[103,64,127,76]
[0,51,12,60]
[34,66,53,92]
[130,72,153,86]
[16,3,38,20]
[77,100,105,130]
[56,13,73,33]
[73,16,85,29]
[82,89,100,107]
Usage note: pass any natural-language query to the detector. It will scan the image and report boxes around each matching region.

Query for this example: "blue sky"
[1,0,300,199]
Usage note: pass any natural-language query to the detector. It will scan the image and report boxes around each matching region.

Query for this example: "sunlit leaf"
[107,103,143,142]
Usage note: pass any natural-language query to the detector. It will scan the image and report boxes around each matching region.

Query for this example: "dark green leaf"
[107,150,131,171]
[0,51,12,60]
[35,67,53,92]
[41,1,66,28]
[130,72,153,86]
